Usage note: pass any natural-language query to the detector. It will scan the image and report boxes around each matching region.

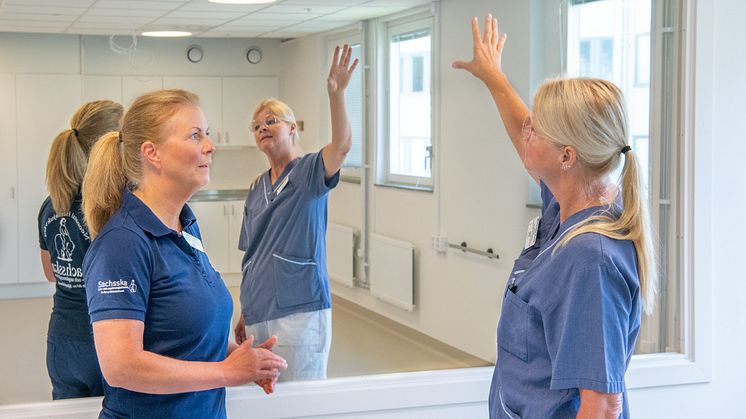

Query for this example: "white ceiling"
[0,0,433,39]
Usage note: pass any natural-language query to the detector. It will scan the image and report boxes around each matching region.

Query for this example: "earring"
[561,162,571,171]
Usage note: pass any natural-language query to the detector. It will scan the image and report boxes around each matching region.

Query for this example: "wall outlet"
[431,235,448,254]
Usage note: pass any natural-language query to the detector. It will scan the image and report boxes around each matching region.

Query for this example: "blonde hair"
[45,100,123,214]
[252,98,301,143]
[82,89,200,238]
[534,78,658,315]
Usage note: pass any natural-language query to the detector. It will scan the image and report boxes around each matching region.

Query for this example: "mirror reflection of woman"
[234,45,358,382]
[38,100,123,400]
[81,89,286,418]
[453,15,657,419]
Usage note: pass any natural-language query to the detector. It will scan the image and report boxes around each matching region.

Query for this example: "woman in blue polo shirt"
[453,16,658,418]
[81,89,287,418]
[38,100,123,399]
[233,45,358,382]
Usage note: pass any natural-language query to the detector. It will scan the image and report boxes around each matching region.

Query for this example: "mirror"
[0,0,661,407]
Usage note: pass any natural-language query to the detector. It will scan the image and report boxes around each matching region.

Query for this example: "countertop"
[189,189,248,202]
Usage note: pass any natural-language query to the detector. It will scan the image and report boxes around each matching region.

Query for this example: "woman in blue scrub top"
[38,100,123,399]
[233,45,358,383]
[453,16,658,418]
[81,89,287,418]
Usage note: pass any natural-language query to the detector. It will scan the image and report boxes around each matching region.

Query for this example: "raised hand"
[253,336,280,394]
[327,44,359,96]
[451,14,507,82]
[221,335,287,387]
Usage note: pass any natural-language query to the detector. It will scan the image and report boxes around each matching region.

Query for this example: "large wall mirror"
[0,0,680,408]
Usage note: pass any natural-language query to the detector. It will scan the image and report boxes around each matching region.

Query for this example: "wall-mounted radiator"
[326,223,355,287]
[370,234,415,312]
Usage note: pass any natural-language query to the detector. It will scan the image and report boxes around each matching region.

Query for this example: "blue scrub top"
[84,188,233,419]
[490,183,641,419]
[239,150,339,325]
[38,194,94,339]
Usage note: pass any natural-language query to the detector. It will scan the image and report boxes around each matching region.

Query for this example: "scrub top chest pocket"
[497,289,530,362]
[272,252,322,308]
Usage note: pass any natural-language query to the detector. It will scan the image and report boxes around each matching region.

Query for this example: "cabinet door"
[163,77,223,145]
[222,77,279,147]
[83,75,123,104]
[122,76,162,107]
[189,201,230,273]
[227,200,247,273]
[16,74,82,284]
[0,74,18,285]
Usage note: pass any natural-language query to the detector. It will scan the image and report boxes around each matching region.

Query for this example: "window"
[327,32,364,181]
[380,17,434,189]
[568,0,677,356]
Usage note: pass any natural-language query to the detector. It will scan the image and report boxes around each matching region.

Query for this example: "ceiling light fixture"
[142,31,193,37]
[207,0,277,4]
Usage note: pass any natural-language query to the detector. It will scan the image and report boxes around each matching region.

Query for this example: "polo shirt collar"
[121,187,197,237]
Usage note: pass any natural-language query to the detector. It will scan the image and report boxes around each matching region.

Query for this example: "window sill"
[374,182,433,193]
[340,175,361,184]
[626,352,710,389]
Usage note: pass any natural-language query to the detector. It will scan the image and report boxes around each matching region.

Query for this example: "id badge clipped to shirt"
[182,231,205,253]
[524,215,541,249]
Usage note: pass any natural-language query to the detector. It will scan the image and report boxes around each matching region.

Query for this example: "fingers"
[483,14,492,45]
[331,45,340,67]
[341,44,351,68]
[245,334,255,347]
[491,16,498,47]
[256,335,277,350]
[451,60,468,70]
[497,33,507,52]
[349,58,359,75]
[470,17,482,47]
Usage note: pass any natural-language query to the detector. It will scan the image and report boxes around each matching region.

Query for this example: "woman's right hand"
[451,14,507,83]
[221,335,287,387]
[234,314,246,344]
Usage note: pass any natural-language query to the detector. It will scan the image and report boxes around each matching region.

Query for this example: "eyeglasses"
[521,115,536,142]
[251,115,284,132]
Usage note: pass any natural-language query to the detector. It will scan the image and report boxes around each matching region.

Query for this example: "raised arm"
[322,44,359,179]
[452,15,533,175]
[93,319,287,394]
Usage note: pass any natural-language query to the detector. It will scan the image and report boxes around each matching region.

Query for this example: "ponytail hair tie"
[118,132,123,143]
[71,128,79,137]
[620,145,632,155]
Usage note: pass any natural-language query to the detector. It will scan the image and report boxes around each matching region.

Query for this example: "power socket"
[431,234,448,253]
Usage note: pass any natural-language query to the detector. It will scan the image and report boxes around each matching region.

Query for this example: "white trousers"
[245,309,331,382]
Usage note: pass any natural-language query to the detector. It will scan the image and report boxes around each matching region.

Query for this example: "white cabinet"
[122,75,163,107]
[162,76,224,144]
[222,77,279,147]
[189,200,246,274]
[16,74,82,284]
[0,74,18,285]
[83,75,123,104]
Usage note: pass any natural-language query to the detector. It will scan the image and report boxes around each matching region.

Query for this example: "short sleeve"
[38,200,49,251]
[544,263,633,394]
[84,228,152,323]
[303,150,339,197]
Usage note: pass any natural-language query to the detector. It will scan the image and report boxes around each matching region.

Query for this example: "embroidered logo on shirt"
[97,279,138,294]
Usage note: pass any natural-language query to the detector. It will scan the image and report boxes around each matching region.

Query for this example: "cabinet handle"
[225,131,229,144]
[217,132,221,144]
[223,204,227,216]
[231,204,235,216]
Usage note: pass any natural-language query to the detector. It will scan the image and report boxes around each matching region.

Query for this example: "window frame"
[563,0,710,389]
[375,12,437,191]
[326,28,365,183]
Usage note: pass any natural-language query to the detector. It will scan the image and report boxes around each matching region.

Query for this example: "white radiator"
[370,234,415,312]
[326,223,355,287]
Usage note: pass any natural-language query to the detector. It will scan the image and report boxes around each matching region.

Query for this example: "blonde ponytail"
[82,132,128,238]
[45,100,123,215]
[536,78,658,314]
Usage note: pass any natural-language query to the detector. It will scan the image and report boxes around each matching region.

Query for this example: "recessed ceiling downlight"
[142,31,193,37]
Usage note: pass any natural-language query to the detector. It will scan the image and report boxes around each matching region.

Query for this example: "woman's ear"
[140,141,161,169]
[560,146,577,171]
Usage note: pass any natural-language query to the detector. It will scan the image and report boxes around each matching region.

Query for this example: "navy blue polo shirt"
[489,182,641,419]
[38,194,93,339]
[238,150,339,325]
[84,188,232,419]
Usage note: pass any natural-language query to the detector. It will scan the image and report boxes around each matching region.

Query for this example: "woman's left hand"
[327,44,359,96]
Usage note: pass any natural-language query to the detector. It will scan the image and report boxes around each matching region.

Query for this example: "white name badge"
[182,231,205,253]
[524,215,541,249]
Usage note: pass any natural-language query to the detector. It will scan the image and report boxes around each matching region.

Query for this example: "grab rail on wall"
[448,242,499,260]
